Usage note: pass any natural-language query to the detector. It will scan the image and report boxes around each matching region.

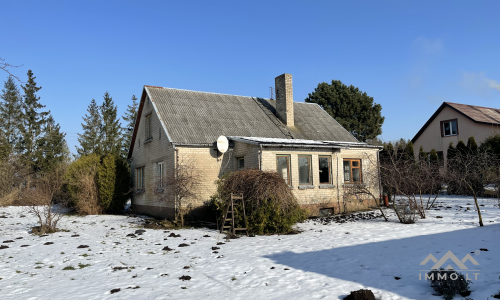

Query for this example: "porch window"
[298,155,312,185]
[145,114,152,139]
[441,119,458,137]
[276,155,291,185]
[136,167,145,189]
[319,156,331,184]
[343,159,362,183]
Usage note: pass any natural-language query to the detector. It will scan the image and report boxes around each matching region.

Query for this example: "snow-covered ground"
[0,196,499,300]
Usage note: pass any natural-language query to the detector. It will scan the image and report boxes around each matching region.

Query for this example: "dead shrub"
[22,166,68,234]
[393,198,419,224]
[209,169,307,234]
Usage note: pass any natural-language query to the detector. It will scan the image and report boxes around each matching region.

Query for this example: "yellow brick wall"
[132,105,381,217]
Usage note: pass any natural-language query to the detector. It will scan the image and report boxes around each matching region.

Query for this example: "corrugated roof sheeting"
[147,87,357,144]
[148,87,289,144]
[262,99,358,142]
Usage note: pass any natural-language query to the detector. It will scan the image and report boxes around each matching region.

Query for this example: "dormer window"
[441,119,458,137]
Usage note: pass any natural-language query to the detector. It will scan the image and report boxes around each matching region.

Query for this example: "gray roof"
[144,86,358,145]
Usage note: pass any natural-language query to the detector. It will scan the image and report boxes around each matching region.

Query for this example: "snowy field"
[0,196,499,300]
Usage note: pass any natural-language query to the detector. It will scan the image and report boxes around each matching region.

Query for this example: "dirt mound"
[344,289,376,300]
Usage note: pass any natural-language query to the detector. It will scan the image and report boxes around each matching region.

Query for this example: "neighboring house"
[412,102,500,164]
[128,73,381,219]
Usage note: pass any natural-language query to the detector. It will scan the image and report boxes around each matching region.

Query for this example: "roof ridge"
[144,85,273,100]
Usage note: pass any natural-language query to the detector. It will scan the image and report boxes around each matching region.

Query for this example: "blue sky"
[1,1,499,152]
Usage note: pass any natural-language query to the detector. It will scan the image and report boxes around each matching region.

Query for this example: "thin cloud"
[413,37,444,55]
[459,71,500,98]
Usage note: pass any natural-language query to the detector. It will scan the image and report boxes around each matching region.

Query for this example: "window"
[136,167,144,189]
[319,156,331,184]
[343,159,362,183]
[276,155,291,185]
[298,155,312,185]
[157,162,163,188]
[145,114,152,140]
[237,157,244,170]
[441,119,458,137]
[159,127,161,140]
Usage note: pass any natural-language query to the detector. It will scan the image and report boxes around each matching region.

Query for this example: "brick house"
[412,102,500,165]
[128,74,381,219]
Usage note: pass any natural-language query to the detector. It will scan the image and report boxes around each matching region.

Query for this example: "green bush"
[98,153,116,210]
[66,153,130,214]
[209,169,307,234]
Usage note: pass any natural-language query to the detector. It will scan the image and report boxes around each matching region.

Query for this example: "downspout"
[173,144,179,219]
[259,144,263,170]
[377,149,382,205]
[336,153,340,214]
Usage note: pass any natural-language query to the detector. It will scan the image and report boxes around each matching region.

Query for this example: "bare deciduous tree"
[22,166,67,233]
[342,153,388,221]
[153,159,200,226]
[446,149,498,227]
[0,57,23,82]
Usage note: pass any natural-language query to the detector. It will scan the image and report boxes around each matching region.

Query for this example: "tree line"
[0,71,138,232]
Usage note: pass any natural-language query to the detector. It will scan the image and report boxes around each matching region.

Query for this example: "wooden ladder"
[220,193,248,236]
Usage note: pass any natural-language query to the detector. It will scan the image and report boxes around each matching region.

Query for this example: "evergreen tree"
[419,146,426,162]
[467,136,478,154]
[305,80,384,141]
[404,141,415,162]
[76,99,103,156]
[98,153,116,210]
[429,149,439,166]
[121,94,138,158]
[456,140,467,155]
[0,76,23,154]
[479,134,500,157]
[18,70,49,172]
[447,142,456,161]
[100,92,121,155]
[38,114,67,171]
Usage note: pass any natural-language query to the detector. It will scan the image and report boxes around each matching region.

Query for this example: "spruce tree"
[18,70,49,172]
[121,94,138,158]
[76,99,103,156]
[100,92,121,156]
[0,76,23,154]
[38,114,67,171]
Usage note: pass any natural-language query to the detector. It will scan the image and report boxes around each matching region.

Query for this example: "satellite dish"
[217,136,229,153]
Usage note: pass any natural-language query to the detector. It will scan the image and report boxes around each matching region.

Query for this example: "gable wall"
[413,105,500,161]
[131,95,176,218]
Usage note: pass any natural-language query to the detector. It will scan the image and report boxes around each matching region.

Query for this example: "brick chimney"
[275,73,294,127]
